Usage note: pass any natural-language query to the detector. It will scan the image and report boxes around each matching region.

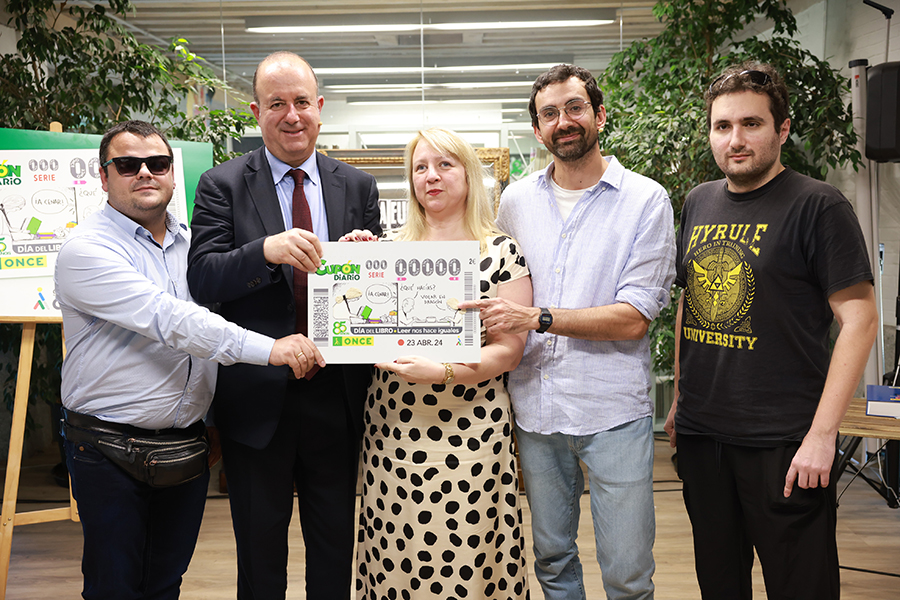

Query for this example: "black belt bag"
[61,408,209,488]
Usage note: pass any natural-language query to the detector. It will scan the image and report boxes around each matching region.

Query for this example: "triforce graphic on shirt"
[683,223,764,351]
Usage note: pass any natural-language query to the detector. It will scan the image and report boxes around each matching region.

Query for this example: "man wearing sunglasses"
[55,120,321,599]
[187,52,381,599]
[465,64,675,600]
[665,62,878,599]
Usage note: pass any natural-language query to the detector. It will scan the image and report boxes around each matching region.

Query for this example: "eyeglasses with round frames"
[708,70,773,94]
[537,99,593,125]
[102,155,173,177]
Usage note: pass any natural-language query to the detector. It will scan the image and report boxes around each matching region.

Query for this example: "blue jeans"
[65,439,209,600]
[516,417,655,600]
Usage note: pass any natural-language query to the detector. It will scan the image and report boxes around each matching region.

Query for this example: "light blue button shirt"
[497,157,676,436]
[265,149,330,240]
[55,202,274,430]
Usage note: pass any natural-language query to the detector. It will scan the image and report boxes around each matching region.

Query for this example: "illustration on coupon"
[331,281,464,328]
[310,241,481,363]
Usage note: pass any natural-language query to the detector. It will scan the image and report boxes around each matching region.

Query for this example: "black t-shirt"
[674,168,873,445]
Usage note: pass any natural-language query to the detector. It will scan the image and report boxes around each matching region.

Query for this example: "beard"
[546,123,599,162]
[716,150,780,191]
[713,137,783,192]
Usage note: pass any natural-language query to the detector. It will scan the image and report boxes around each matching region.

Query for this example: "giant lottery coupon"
[309,241,481,363]
[0,146,187,318]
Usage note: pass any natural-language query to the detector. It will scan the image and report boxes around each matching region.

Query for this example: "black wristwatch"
[536,307,553,334]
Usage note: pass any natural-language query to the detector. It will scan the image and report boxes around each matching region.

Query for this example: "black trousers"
[677,434,840,600]
[65,438,209,600]
[221,368,360,600]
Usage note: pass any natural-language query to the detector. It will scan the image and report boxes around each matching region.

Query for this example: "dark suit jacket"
[187,148,382,449]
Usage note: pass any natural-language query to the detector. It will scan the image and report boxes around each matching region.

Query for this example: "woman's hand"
[375,356,446,384]
[338,229,380,242]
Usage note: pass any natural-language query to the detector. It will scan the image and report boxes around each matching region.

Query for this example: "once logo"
[0,255,47,270]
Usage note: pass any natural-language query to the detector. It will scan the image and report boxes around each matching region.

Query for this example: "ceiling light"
[316,63,558,76]
[348,100,442,106]
[248,24,422,34]
[443,98,528,104]
[246,10,616,35]
[429,20,611,31]
[328,85,439,94]
[327,83,437,91]
[347,98,527,106]
[326,81,534,93]
[441,81,534,89]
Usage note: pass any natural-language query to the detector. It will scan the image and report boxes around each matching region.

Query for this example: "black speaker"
[866,61,900,162]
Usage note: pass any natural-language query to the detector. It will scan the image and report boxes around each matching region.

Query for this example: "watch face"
[538,308,552,332]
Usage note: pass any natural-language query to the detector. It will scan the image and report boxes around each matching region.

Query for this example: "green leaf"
[0,1,255,433]
[601,0,859,376]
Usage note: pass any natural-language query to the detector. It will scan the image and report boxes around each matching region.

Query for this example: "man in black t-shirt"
[664,62,878,600]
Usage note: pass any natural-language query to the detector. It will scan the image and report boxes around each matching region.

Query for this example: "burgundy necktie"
[288,169,319,379]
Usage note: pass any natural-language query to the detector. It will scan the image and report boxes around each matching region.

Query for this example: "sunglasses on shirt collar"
[101,155,174,177]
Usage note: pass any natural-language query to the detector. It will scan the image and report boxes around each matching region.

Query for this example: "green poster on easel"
[0,127,213,319]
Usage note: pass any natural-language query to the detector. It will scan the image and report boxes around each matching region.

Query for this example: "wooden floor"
[4,439,900,599]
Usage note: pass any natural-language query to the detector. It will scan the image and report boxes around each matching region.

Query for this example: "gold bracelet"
[441,362,455,385]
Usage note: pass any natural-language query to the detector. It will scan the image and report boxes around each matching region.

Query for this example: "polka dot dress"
[356,235,530,600]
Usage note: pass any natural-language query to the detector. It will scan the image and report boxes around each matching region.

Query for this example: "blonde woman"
[346,128,532,599]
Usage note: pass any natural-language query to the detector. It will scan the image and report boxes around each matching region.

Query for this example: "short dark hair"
[99,120,172,168]
[705,62,789,132]
[252,51,318,104]
[528,64,604,128]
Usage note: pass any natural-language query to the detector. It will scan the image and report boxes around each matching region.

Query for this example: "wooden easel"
[0,317,77,599]
[0,121,78,599]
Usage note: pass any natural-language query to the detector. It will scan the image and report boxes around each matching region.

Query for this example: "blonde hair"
[395,127,498,254]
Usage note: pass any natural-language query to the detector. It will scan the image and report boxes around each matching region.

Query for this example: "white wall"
[799,0,900,374]
[0,23,18,55]
[319,98,510,149]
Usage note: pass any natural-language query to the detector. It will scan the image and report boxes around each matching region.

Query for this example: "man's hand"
[781,281,877,498]
[263,228,323,272]
[458,297,539,335]
[664,398,678,448]
[269,333,326,379]
[783,430,836,497]
[338,229,379,242]
[375,356,445,385]
[206,425,222,468]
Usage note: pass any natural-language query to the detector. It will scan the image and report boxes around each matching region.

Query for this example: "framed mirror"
[322,148,510,231]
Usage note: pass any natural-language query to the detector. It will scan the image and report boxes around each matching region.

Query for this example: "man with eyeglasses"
[664,62,877,599]
[187,52,381,599]
[468,64,675,600]
[55,120,320,599]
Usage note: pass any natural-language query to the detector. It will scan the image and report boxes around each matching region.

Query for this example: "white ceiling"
[121,0,665,103]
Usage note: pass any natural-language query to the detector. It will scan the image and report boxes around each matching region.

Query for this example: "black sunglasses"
[708,70,772,94]
[102,155,173,177]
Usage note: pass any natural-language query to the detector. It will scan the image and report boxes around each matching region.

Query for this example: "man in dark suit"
[187,51,381,599]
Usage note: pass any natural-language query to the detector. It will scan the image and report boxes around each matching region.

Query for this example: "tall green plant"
[165,38,257,164]
[0,0,254,431]
[0,0,255,158]
[602,0,861,377]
